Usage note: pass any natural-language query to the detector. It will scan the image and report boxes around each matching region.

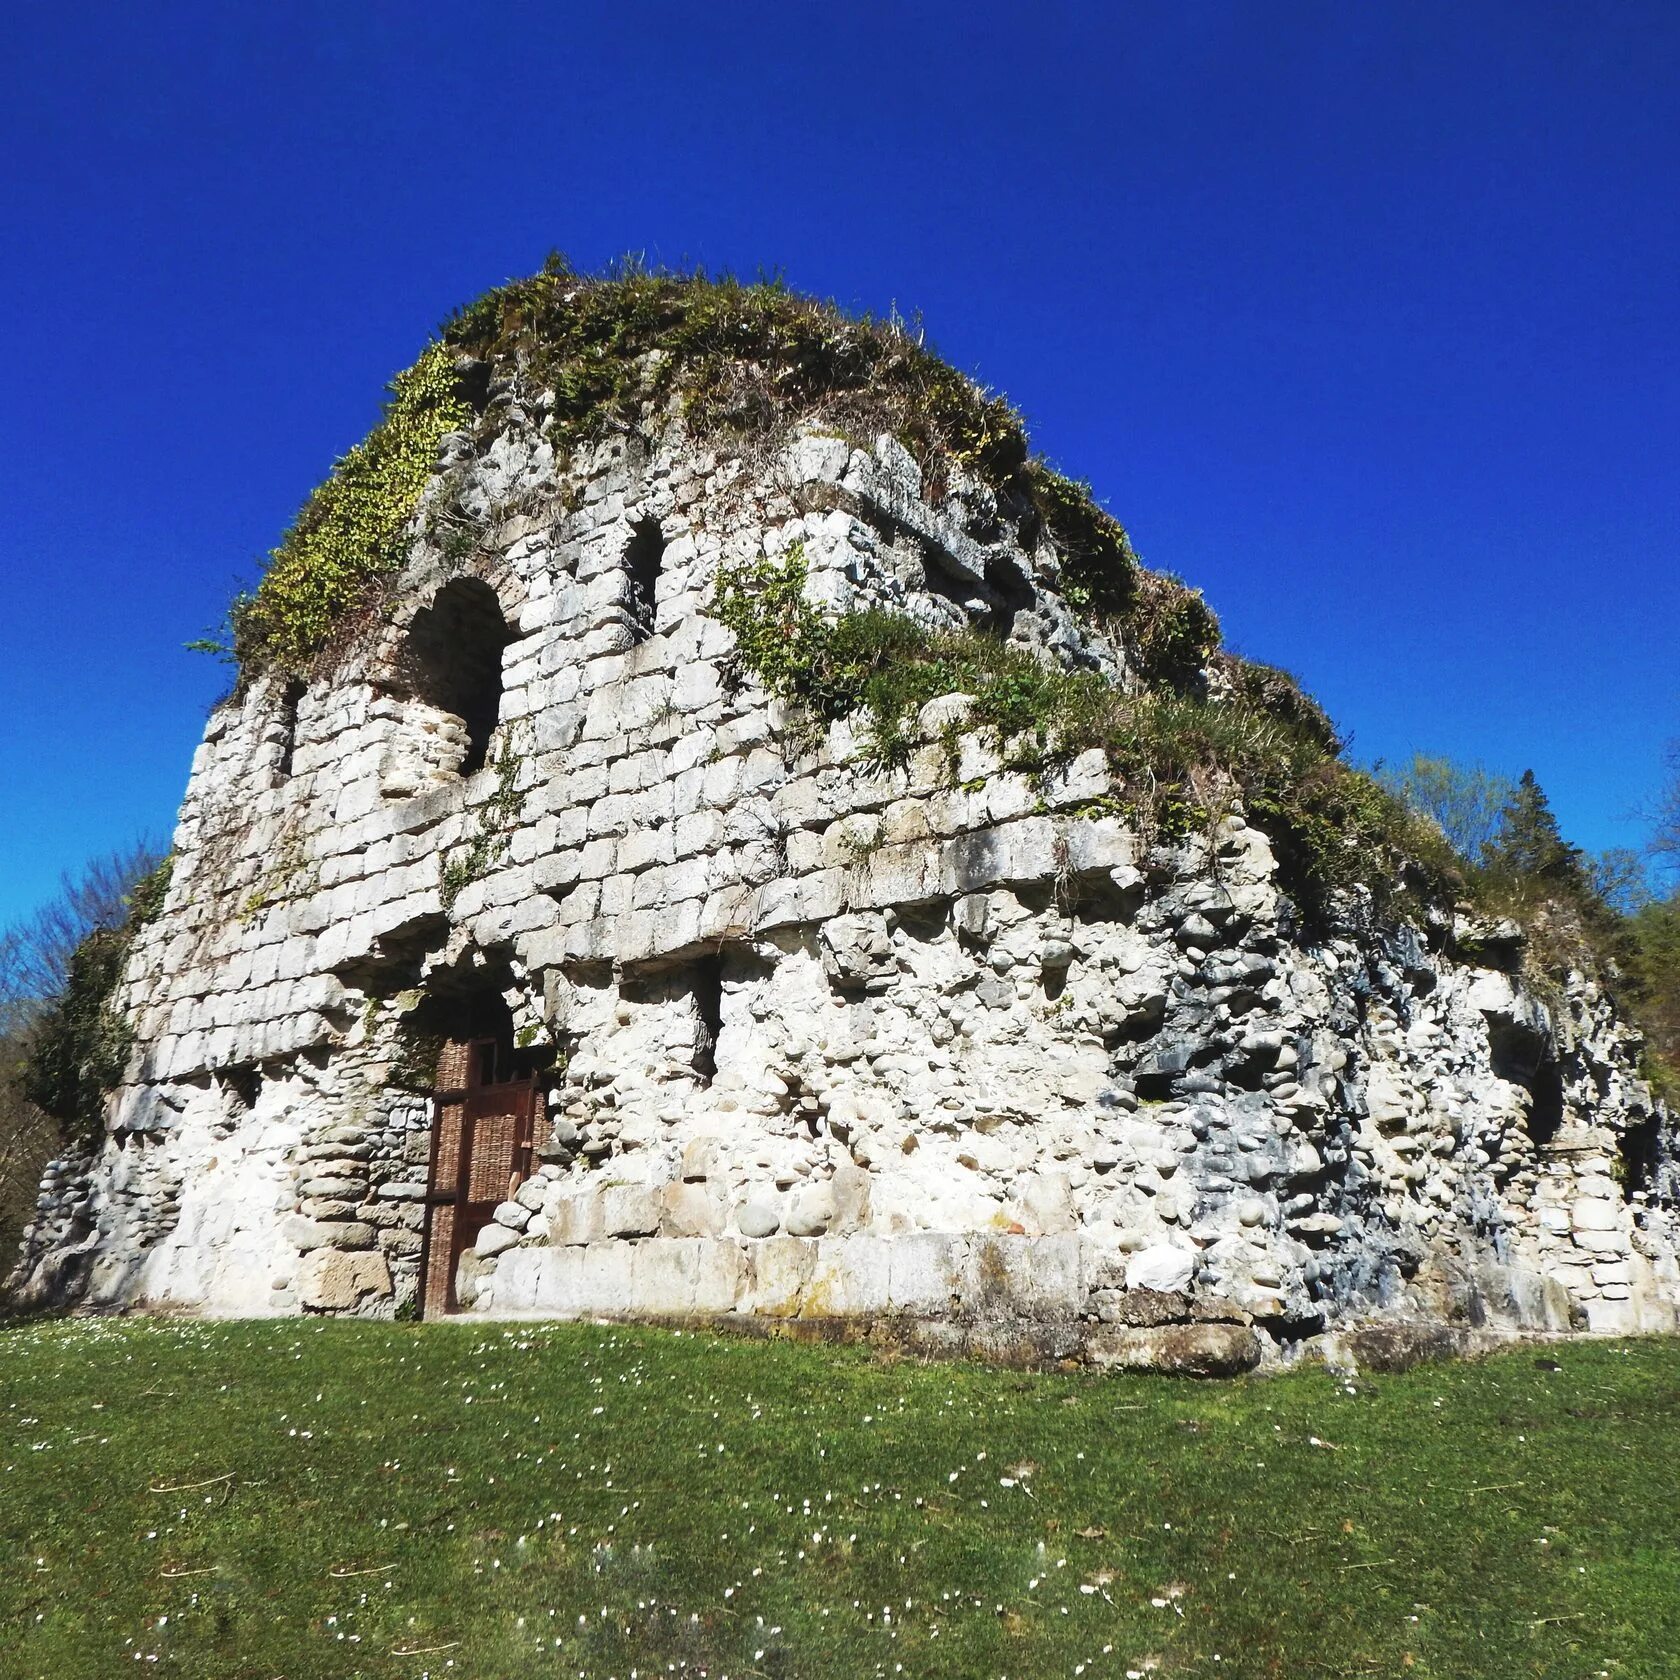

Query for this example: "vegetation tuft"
[1129,569,1223,689]
[715,547,1457,919]
[5,1319,1680,1680]
[221,257,1146,683]
[226,345,473,677]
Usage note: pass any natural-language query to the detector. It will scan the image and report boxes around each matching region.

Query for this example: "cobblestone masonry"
[12,410,1678,1370]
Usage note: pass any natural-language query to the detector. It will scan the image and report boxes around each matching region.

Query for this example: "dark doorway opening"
[1527,1060,1566,1147]
[399,578,515,774]
[982,553,1035,637]
[410,972,554,1317]
[1619,1114,1662,1201]
[1486,1014,1565,1151]
[222,1064,262,1111]
[403,980,552,1089]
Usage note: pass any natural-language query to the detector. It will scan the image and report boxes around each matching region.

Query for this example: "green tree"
[1484,769,1589,892]
[1627,889,1680,1099]
[0,846,165,1272]
[1376,754,1512,863]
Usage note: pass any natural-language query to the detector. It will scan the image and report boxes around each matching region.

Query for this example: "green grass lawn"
[3,1319,1678,1680]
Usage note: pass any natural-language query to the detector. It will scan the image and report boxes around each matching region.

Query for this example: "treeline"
[0,845,164,1267]
[1379,749,1679,1100]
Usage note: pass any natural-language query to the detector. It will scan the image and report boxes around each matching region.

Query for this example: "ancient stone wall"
[12,412,1678,1368]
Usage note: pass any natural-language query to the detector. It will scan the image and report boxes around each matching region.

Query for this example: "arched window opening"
[399,578,514,776]
[275,679,306,781]
[624,519,666,644]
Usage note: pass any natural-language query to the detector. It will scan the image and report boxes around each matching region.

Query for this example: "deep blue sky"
[3,2,1676,923]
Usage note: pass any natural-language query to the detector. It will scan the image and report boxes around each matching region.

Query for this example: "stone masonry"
[12,398,1679,1372]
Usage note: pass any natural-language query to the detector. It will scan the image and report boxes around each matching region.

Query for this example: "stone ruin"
[11,285,1679,1373]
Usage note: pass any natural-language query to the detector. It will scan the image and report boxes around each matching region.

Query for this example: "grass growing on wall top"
[447,256,1143,620]
[223,259,1146,682]
[4,1317,1679,1680]
[714,546,1458,919]
[441,256,1136,591]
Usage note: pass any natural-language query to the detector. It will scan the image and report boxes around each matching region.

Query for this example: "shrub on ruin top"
[444,257,1141,609]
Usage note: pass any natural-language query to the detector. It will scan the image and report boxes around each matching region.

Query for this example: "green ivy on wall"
[229,343,472,678]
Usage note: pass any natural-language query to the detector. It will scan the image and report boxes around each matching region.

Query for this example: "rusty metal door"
[419,1039,538,1317]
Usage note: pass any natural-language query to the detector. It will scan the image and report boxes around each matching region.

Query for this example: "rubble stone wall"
[12,415,1678,1367]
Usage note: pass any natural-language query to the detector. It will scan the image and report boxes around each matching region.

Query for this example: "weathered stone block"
[298,1248,392,1313]
[661,1181,723,1238]
[1126,1244,1196,1293]
[1087,1323,1262,1377]
[284,1216,376,1253]
[475,1222,522,1258]
[602,1185,661,1239]
[735,1196,782,1239]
